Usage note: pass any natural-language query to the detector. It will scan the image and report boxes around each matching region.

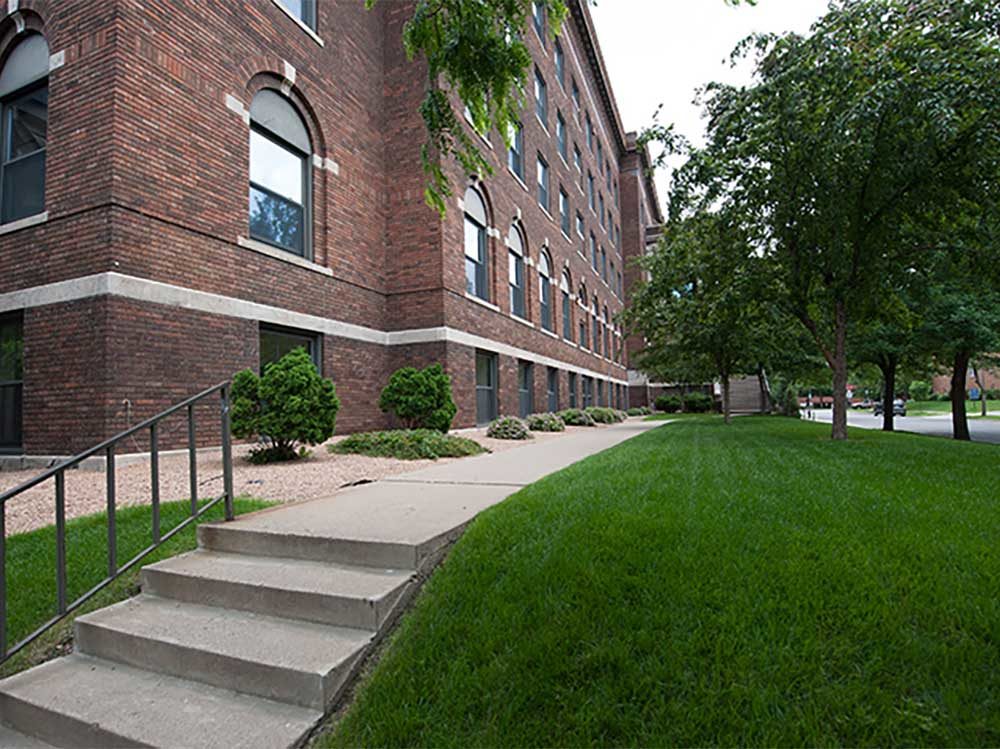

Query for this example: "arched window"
[560,271,572,341]
[507,224,526,318]
[603,306,611,359]
[464,185,489,300]
[578,283,588,348]
[538,250,552,332]
[249,89,311,256]
[0,34,49,224]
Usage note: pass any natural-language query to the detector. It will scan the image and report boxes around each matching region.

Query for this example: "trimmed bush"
[930,392,950,402]
[909,381,932,402]
[379,364,457,433]
[559,408,597,427]
[486,416,533,440]
[586,406,624,424]
[331,430,486,461]
[231,348,340,463]
[626,407,645,417]
[682,392,714,413]
[655,394,682,413]
[526,413,566,432]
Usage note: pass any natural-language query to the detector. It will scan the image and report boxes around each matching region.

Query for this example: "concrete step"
[0,723,55,748]
[142,550,413,630]
[0,654,320,748]
[197,482,506,569]
[75,595,372,710]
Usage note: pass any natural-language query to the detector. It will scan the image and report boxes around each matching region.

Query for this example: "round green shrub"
[585,406,619,424]
[626,407,645,417]
[231,348,340,463]
[682,392,714,413]
[330,430,486,461]
[525,412,566,432]
[908,380,932,402]
[379,364,457,433]
[559,408,596,427]
[655,394,682,413]
[486,416,533,440]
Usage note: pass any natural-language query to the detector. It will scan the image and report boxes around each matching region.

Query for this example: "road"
[808,409,1000,445]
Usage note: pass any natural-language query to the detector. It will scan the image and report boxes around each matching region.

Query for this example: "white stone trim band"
[0,273,629,385]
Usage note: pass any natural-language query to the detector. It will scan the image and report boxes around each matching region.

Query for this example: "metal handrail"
[0,382,235,663]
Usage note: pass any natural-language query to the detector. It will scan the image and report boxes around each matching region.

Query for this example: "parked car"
[873,399,906,417]
[853,399,874,409]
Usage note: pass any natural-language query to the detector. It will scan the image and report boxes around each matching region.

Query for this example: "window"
[599,193,605,228]
[561,272,572,340]
[579,319,587,349]
[518,360,534,418]
[278,0,317,30]
[534,69,547,126]
[547,367,559,412]
[606,164,612,191]
[556,112,567,161]
[465,185,490,301]
[539,250,553,332]
[583,376,594,408]
[249,89,311,257]
[618,271,624,299]
[532,1,546,42]
[568,372,578,408]
[597,140,603,171]
[508,224,526,318]
[590,233,597,268]
[571,78,581,116]
[598,380,605,407]
[555,39,565,87]
[537,154,550,212]
[588,172,595,212]
[610,261,616,295]
[604,307,611,355]
[573,143,582,174]
[585,113,593,151]
[0,312,23,450]
[507,122,524,180]
[259,324,320,374]
[575,211,584,239]
[559,188,570,236]
[476,351,498,426]
[601,248,607,282]
[592,298,600,353]
[0,34,49,224]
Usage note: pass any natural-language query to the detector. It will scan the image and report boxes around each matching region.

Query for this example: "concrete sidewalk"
[0,419,661,749]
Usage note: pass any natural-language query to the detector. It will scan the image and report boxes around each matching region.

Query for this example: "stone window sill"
[465,292,500,312]
[238,236,333,276]
[0,212,48,236]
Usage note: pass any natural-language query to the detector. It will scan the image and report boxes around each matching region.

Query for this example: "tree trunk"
[830,301,849,440]
[722,374,732,425]
[879,356,897,432]
[756,365,771,413]
[951,350,971,441]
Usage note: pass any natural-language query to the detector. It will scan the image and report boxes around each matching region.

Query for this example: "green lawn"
[2,496,273,677]
[323,417,1000,747]
[905,400,998,418]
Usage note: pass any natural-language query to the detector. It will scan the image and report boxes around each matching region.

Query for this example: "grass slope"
[905,400,998,418]
[325,418,1000,747]
[3,496,273,677]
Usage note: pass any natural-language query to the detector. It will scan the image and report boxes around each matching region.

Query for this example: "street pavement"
[808,409,1000,445]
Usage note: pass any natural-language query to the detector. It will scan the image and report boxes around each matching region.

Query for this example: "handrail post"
[55,471,67,615]
[107,445,117,577]
[150,423,160,544]
[0,501,6,659]
[221,385,234,521]
[187,404,198,517]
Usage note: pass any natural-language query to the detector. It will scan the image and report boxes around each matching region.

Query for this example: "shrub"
[526,413,566,432]
[930,392,950,402]
[655,394,682,413]
[331,430,486,461]
[231,348,340,463]
[486,416,533,440]
[626,407,645,417]
[379,364,457,433]
[909,381,932,402]
[615,409,629,422]
[985,389,1000,401]
[586,407,622,424]
[682,392,714,413]
[558,408,596,427]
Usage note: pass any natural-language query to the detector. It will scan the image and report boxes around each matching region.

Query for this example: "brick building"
[0,0,661,459]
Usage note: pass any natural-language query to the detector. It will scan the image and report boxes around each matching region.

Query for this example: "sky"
[589,0,830,212]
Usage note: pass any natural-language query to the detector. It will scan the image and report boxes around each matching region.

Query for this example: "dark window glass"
[583,376,594,408]
[0,312,23,449]
[465,187,490,301]
[568,372,578,408]
[534,69,547,125]
[259,324,320,374]
[532,1,545,42]
[1,85,47,223]
[559,189,570,236]
[556,112,567,161]
[537,155,549,212]
[518,361,534,418]
[476,351,498,425]
[555,40,565,87]
[562,290,571,340]
[508,122,524,180]
[547,367,559,412]
[249,104,309,256]
[509,250,525,318]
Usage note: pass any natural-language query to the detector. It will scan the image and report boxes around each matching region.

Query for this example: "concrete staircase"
[0,489,463,748]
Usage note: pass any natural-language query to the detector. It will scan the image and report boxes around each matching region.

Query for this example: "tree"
[366,0,754,212]
[625,210,771,424]
[231,348,341,462]
[665,0,1000,440]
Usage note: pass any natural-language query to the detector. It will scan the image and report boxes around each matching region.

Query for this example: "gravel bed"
[0,425,589,536]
